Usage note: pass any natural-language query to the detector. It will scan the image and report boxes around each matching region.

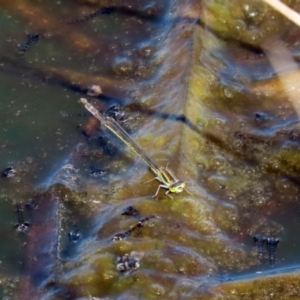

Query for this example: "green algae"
[0,277,18,300]
[1,0,300,299]
[58,2,300,298]
[201,0,299,46]
[204,272,300,299]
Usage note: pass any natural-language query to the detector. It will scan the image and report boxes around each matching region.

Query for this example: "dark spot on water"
[15,222,30,233]
[89,165,105,177]
[106,105,125,121]
[116,251,142,273]
[121,205,140,217]
[266,237,280,268]
[254,112,269,124]
[68,229,81,243]
[14,201,30,233]
[18,33,39,55]
[253,234,266,265]
[2,167,16,177]
[112,215,157,241]
[80,128,90,139]
[67,7,116,24]
[98,135,117,156]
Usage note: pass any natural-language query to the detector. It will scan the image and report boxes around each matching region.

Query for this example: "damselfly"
[80,98,188,198]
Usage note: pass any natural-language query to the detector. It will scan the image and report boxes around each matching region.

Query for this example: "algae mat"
[1,0,300,299]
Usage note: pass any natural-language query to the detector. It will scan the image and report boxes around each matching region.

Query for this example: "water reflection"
[1,0,300,299]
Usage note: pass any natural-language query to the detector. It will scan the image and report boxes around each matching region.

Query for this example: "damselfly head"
[169,181,186,193]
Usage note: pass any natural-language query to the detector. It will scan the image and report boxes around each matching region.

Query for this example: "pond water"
[1,0,300,299]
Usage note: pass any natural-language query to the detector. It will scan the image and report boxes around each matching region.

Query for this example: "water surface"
[1,0,300,299]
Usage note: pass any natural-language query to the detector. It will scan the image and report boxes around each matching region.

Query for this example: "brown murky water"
[1,0,300,299]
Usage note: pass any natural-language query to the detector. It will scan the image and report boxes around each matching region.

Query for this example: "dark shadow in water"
[126,103,202,132]
[67,5,199,25]
[0,56,125,105]
[0,55,203,136]
[4,52,300,193]
[67,6,165,24]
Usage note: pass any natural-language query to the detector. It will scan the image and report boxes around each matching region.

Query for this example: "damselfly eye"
[169,181,185,193]
[176,186,184,193]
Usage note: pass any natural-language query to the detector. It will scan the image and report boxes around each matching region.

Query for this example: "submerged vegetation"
[1,0,300,299]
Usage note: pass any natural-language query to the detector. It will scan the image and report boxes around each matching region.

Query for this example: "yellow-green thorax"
[151,166,186,194]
